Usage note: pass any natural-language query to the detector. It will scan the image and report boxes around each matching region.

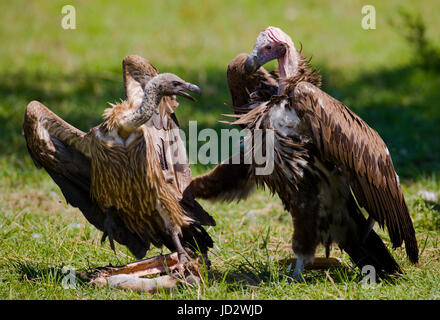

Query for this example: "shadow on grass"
[207,252,408,291]
[6,251,404,292]
[8,259,88,287]
[424,200,440,213]
[207,261,403,290]
[1,58,439,179]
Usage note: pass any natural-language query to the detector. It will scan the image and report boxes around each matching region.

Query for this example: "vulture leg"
[291,254,317,282]
[154,200,193,266]
[283,257,342,269]
[292,255,306,282]
[291,257,343,282]
[171,230,192,265]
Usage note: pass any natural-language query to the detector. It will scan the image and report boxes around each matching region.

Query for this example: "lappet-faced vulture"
[23,55,215,267]
[190,27,418,280]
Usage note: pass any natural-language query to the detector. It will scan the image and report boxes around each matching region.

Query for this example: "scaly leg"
[287,256,342,282]
[291,255,307,282]
[290,254,317,283]
[155,200,193,265]
[171,230,192,265]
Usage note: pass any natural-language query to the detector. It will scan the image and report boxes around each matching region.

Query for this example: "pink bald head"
[259,26,295,49]
[244,26,299,82]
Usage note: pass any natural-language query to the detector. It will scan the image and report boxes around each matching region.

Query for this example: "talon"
[102,208,117,253]
[290,254,309,283]
[170,230,194,266]
[291,271,306,283]
[101,232,107,244]
[178,250,192,265]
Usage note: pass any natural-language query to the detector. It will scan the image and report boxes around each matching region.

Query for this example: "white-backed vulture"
[23,56,215,266]
[191,27,418,280]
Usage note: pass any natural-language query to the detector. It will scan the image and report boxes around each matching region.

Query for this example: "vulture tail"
[344,228,401,276]
[344,198,401,276]
[400,202,419,264]
[181,224,214,255]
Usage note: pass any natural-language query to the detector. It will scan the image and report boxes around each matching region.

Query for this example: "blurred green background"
[0,0,439,299]
[1,0,439,177]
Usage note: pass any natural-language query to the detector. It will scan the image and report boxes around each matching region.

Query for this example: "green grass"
[1,0,440,299]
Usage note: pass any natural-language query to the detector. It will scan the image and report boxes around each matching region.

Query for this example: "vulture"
[190,27,418,280]
[23,55,215,266]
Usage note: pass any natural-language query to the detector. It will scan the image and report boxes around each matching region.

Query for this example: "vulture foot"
[170,230,193,266]
[291,271,306,283]
[177,249,192,265]
[287,256,343,283]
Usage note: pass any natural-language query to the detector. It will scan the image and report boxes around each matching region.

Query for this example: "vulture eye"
[265,45,272,50]
[172,81,181,87]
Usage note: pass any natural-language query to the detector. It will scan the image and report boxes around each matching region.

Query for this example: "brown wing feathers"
[293,82,418,262]
[227,53,278,115]
[23,101,148,259]
[189,150,255,202]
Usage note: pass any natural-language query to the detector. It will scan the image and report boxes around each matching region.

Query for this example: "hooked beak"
[244,54,261,74]
[176,82,201,102]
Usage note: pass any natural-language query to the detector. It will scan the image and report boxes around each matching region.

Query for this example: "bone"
[105,274,178,293]
[93,252,180,279]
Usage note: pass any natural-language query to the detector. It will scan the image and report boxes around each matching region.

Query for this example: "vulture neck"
[134,82,162,126]
[277,46,299,94]
[122,80,163,133]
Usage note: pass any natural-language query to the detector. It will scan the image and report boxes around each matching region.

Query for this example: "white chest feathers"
[268,99,301,137]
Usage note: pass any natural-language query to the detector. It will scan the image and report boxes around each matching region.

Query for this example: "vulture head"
[151,73,201,102]
[115,72,201,136]
[244,26,298,79]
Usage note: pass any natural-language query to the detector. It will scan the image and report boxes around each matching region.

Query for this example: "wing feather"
[227,53,278,115]
[292,82,418,262]
[23,101,148,259]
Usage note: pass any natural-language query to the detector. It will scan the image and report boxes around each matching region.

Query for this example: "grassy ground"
[0,0,439,299]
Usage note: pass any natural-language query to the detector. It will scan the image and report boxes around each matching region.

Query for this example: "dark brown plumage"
[23,55,215,263]
[191,27,418,280]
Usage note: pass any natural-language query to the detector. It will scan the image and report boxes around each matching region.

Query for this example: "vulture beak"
[244,54,260,74]
[177,82,201,102]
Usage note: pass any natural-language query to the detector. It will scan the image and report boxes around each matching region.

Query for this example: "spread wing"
[292,82,418,262]
[189,150,255,202]
[23,100,148,259]
[227,53,278,115]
